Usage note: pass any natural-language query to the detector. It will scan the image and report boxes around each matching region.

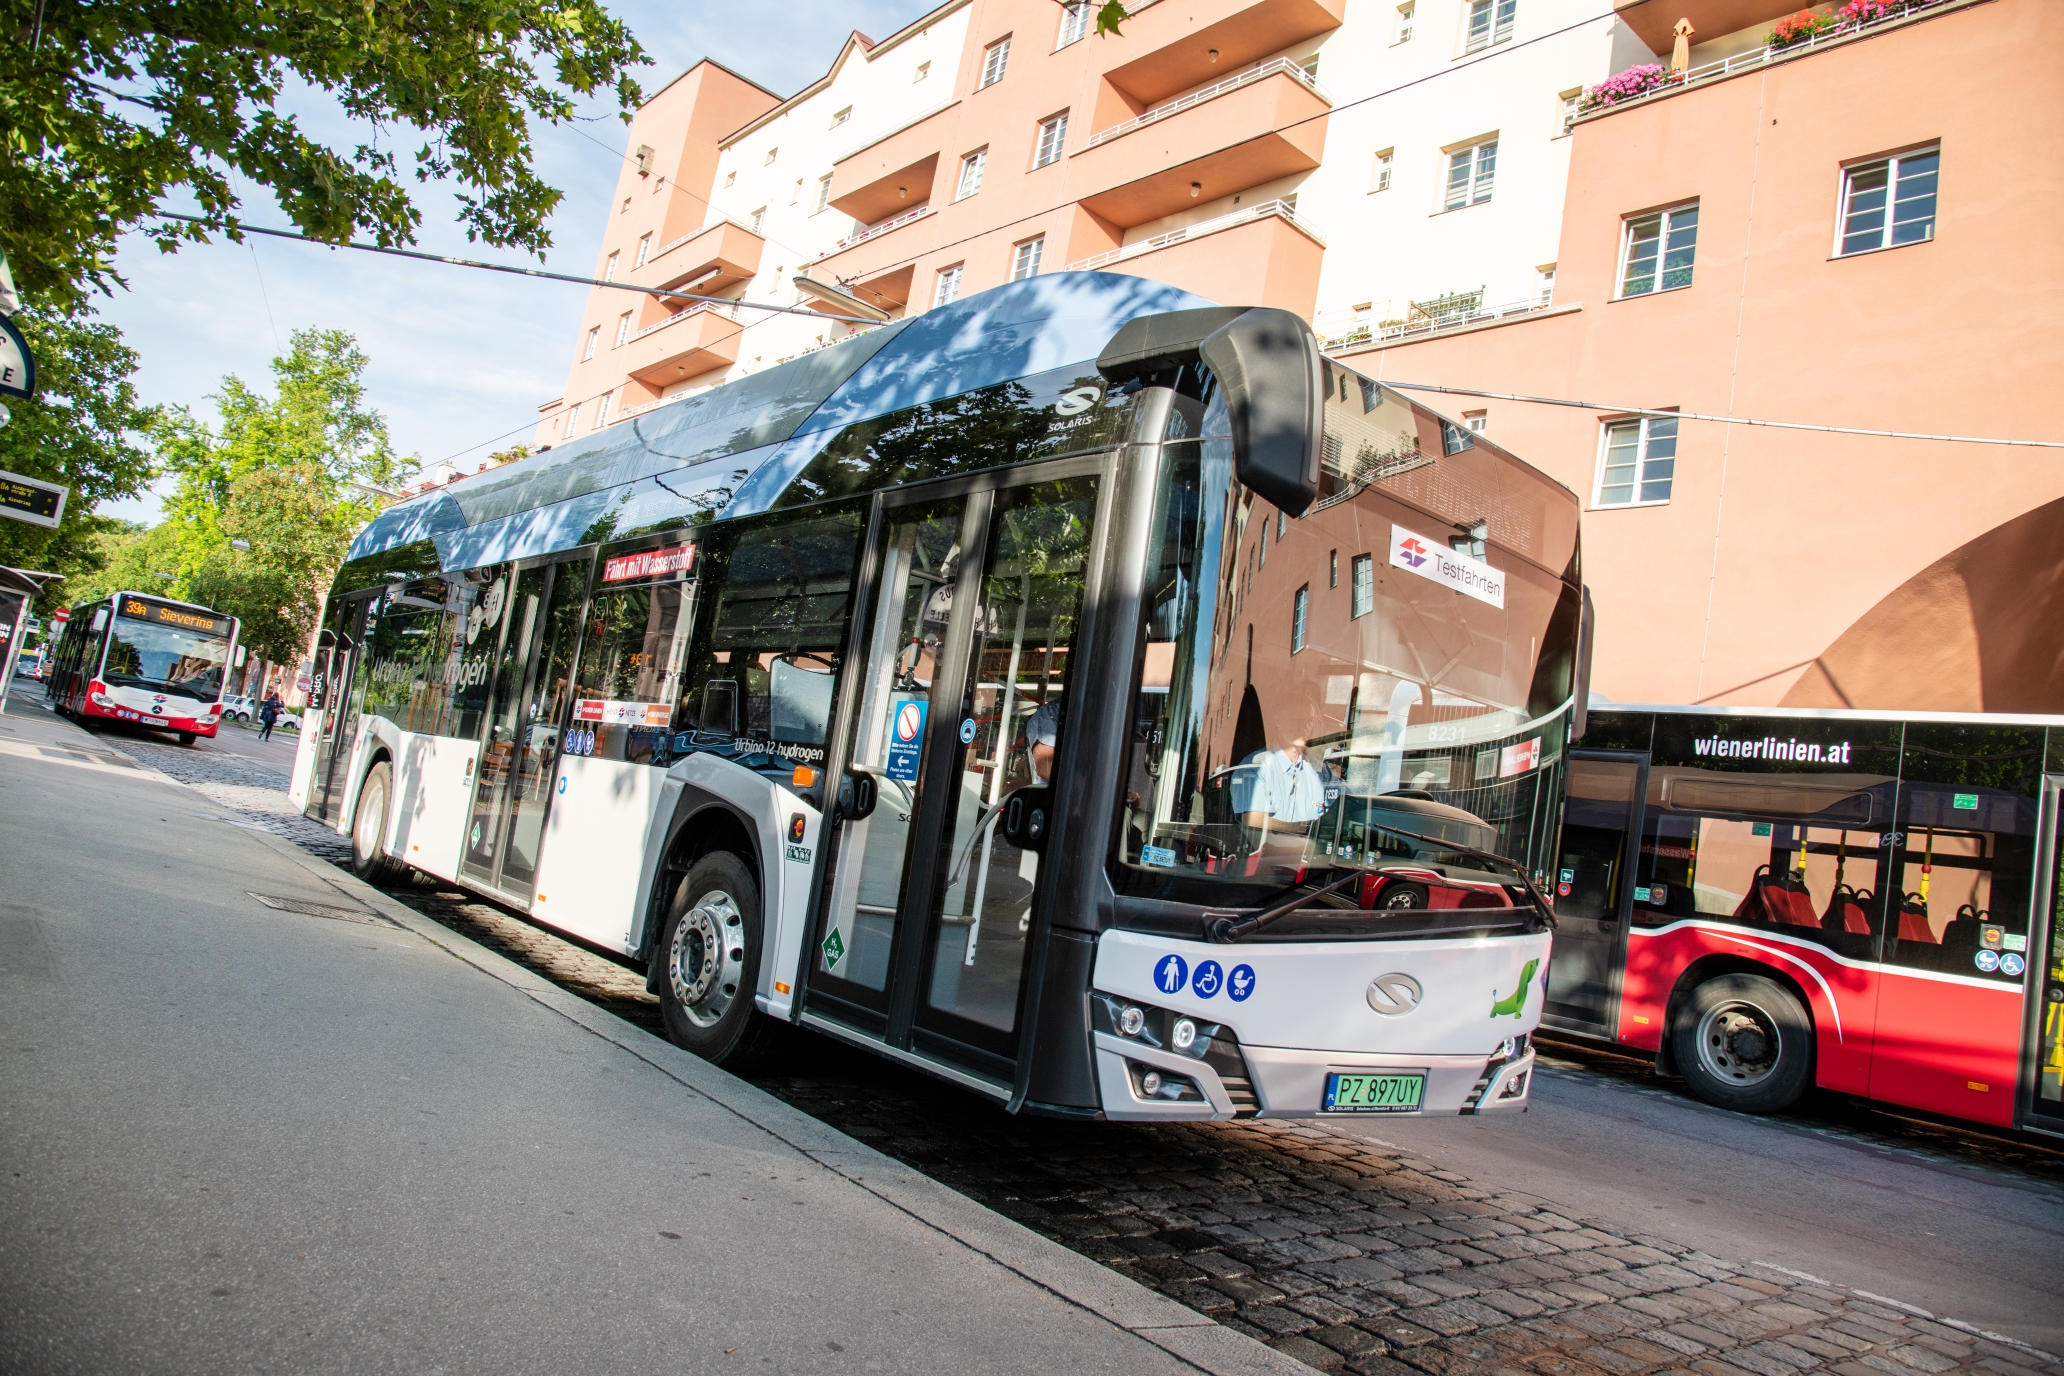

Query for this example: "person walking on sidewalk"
[258,692,283,741]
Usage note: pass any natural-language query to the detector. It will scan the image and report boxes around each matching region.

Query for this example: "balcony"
[1062,198,1328,315]
[1072,63,1330,229]
[1100,0,1346,108]
[618,301,743,387]
[1612,0,1805,54]
[641,218,762,294]
[833,203,935,253]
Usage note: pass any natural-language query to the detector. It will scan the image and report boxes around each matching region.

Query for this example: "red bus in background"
[1547,706,2064,1139]
[46,592,242,745]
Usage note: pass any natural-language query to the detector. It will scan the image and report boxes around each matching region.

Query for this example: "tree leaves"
[0,0,648,310]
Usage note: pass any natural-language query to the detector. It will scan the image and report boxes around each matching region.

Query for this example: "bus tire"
[1672,973,1813,1114]
[1378,881,1429,910]
[178,731,197,746]
[350,761,409,886]
[655,853,776,1067]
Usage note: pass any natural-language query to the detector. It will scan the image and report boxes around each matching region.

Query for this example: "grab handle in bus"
[999,786,1052,854]
[839,767,879,823]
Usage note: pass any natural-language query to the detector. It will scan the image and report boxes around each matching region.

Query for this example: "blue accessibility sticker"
[1153,953,1188,995]
[1999,952,2025,977]
[959,717,978,744]
[1229,963,1256,1002]
[1974,949,2000,972]
[1191,960,1224,998]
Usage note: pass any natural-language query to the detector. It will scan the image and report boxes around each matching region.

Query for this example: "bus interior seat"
[1822,885,1875,935]
[1940,905,1986,964]
[1895,893,1938,943]
[1737,864,1819,928]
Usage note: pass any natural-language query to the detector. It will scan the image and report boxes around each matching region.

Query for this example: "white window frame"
[603,251,619,281]
[582,326,599,361]
[1537,264,1557,304]
[980,37,1011,88]
[1617,202,1699,298]
[957,148,988,200]
[1371,148,1394,193]
[1836,146,1940,257]
[614,311,633,348]
[1442,138,1497,211]
[634,232,652,268]
[914,60,931,83]
[1394,2,1415,43]
[1463,0,1517,52]
[814,175,832,214]
[1056,1,1090,48]
[562,401,580,434]
[1033,112,1069,169]
[933,263,964,307]
[831,106,852,128]
[1557,89,1581,136]
[750,207,765,234]
[1350,555,1374,618]
[1292,585,1310,653]
[764,146,779,165]
[1465,410,1488,434]
[1592,415,1679,509]
[724,170,736,189]
[1011,236,1045,281]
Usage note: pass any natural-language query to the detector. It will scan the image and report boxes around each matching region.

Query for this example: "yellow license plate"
[1323,1072,1426,1113]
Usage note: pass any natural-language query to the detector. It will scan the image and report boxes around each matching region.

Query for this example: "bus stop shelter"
[0,566,61,711]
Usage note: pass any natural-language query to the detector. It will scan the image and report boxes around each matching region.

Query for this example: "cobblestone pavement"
[62,722,2064,1376]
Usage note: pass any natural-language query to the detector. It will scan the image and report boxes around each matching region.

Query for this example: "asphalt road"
[1347,1049,2064,1352]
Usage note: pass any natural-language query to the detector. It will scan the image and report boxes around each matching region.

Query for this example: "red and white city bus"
[45,592,242,744]
[1546,705,2064,1138]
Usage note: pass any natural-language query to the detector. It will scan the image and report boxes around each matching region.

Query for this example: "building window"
[1558,89,1581,135]
[562,400,580,434]
[1011,236,1044,281]
[1351,555,1374,618]
[1619,203,1698,296]
[1372,148,1394,192]
[831,106,852,128]
[1465,0,1517,51]
[980,36,1011,88]
[634,232,652,268]
[1278,510,1288,540]
[934,263,963,306]
[914,60,931,82]
[1292,586,1310,653]
[594,392,612,429]
[1057,1,1090,48]
[603,251,619,281]
[1465,410,1488,434]
[1444,139,1497,210]
[764,147,778,165]
[614,311,632,348]
[582,326,599,361]
[1442,420,1474,455]
[1395,2,1415,42]
[619,197,630,215]
[957,148,987,199]
[790,179,803,204]
[724,171,736,189]
[1595,416,1678,507]
[1034,112,1069,169]
[1538,264,1557,304]
[1258,518,1268,566]
[1838,147,1939,256]
[1329,549,1339,588]
[814,176,833,214]
[750,207,766,234]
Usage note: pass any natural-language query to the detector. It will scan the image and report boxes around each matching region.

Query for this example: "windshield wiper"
[1207,872,1362,943]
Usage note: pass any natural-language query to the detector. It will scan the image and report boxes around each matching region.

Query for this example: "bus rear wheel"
[655,853,776,1067]
[350,761,410,886]
[1672,973,1813,1114]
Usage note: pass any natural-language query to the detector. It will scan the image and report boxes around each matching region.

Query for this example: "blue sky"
[97,0,929,523]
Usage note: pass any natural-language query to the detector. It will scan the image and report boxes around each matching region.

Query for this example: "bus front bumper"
[1094,1034,1535,1121]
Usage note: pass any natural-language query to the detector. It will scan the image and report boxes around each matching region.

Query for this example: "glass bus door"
[808,466,1102,1086]
[2026,775,2064,1135]
[310,598,368,828]
[461,558,587,899]
[1546,751,1648,1035]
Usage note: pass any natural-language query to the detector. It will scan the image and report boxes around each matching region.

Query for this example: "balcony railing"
[1319,295,1556,350]
[1061,198,1325,272]
[626,298,739,344]
[647,217,760,268]
[1579,0,1960,118]
[1083,56,1329,150]
[829,203,933,254]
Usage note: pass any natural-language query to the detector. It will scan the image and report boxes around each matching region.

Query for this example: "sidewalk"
[0,702,1304,1375]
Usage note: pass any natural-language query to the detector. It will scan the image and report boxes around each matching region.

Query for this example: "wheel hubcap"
[671,889,745,1029]
[1696,999,1781,1086]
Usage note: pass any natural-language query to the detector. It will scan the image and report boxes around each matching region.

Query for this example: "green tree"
[159,327,411,663]
[60,521,185,606]
[0,305,159,602]
[1,0,646,310]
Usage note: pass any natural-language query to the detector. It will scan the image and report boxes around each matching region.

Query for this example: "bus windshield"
[1116,367,1581,905]
[103,612,232,699]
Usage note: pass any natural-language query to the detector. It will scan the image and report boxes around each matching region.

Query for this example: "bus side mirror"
[91,609,108,633]
[999,786,1052,854]
[840,768,878,823]
[234,645,248,668]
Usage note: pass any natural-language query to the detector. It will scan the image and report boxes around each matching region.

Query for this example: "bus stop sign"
[0,314,34,400]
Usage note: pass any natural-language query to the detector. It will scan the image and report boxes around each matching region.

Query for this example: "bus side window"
[1884,781,2037,982]
[701,680,738,736]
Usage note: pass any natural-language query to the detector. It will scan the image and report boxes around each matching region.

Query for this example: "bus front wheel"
[655,853,776,1066]
[178,731,197,746]
[350,761,410,886]
[1672,973,1813,1114]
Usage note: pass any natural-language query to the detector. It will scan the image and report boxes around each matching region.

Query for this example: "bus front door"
[460,559,585,901]
[808,466,1102,1088]
[2024,774,2064,1136]
[1546,751,1648,1037]
[310,600,368,829]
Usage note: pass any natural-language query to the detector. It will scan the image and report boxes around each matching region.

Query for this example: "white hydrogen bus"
[290,273,1586,1120]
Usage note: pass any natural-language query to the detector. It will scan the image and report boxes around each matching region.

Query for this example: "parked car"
[220,693,255,722]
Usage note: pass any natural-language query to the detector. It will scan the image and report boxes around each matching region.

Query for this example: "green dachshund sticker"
[1491,958,1539,1019]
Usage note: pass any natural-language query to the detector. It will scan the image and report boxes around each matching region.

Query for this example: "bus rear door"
[1548,751,1647,1037]
[806,462,1103,1090]
[2029,773,2064,1136]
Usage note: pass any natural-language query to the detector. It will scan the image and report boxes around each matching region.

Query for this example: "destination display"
[116,596,234,638]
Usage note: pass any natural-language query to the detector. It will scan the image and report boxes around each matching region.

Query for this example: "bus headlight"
[1172,1018,1198,1051]
[1117,1005,1145,1037]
